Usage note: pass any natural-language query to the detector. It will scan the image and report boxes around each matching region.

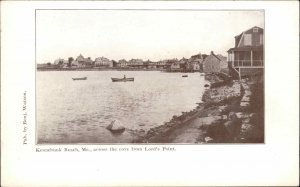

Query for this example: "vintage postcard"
[1,1,299,186]
[36,10,264,144]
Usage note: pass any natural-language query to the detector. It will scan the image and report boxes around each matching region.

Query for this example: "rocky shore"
[132,73,264,143]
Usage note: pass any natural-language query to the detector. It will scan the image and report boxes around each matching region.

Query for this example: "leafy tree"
[68,57,74,67]
[112,60,117,68]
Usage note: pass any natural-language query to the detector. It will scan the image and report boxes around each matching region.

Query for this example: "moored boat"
[182,75,188,77]
[111,77,134,82]
[72,77,87,80]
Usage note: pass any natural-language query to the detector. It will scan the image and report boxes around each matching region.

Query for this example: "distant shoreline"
[37,68,161,72]
[37,68,202,73]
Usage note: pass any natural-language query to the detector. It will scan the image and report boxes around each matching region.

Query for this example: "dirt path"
[165,114,225,143]
[170,118,205,143]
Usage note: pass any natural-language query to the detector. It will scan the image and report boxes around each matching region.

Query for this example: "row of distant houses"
[52,55,111,69]
[40,51,228,73]
[168,52,228,73]
[38,26,264,79]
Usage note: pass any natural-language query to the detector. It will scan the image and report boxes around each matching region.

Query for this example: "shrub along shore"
[131,73,264,143]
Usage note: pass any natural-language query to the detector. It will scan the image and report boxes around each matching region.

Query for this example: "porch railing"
[231,60,264,67]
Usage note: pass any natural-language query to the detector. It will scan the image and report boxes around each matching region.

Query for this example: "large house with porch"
[227,26,264,79]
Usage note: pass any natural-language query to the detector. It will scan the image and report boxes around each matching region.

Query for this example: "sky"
[36,10,264,63]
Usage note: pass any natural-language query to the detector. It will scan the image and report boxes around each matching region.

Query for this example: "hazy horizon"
[36,10,264,63]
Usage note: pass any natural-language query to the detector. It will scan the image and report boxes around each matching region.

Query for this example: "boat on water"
[111,75,134,82]
[72,77,87,80]
[200,73,205,76]
[182,75,188,77]
[111,77,134,82]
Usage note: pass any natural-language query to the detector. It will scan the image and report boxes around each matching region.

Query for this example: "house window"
[253,28,258,32]
[260,34,263,45]
[244,34,252,45]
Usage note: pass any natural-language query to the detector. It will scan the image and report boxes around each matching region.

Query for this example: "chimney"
[210,51,214,55]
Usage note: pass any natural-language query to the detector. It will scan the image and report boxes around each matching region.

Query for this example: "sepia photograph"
[36,10,265,144]
[1,1,299,186]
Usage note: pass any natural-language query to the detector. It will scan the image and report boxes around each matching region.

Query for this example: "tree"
[68,57,74,67]
[112,60,117,68]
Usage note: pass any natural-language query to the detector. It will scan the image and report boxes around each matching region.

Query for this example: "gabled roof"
[235,32,243,41]
[234,26,263,46]
[203,52,226,63]
[216,55,227,62]
[76,54,93,62]
[212,54,222,62]
[95,57,110,62]
[234,26,263,38]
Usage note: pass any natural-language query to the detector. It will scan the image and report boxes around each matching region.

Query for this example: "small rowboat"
[111,77,134,82]
[72,77,87,80]
[182,75,188,77]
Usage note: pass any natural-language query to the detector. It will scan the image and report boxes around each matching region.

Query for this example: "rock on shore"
[106,120,125,133]
[202,81,241,104]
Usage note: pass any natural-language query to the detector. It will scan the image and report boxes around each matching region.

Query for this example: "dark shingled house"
[227,26,264,79]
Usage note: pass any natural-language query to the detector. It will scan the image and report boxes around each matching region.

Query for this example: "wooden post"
[251,50,253,66]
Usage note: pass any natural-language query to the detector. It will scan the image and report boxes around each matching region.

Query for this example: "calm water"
[37,71,206,143]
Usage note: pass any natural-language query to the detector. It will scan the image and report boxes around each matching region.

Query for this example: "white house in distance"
[53,58,69,68]
[95,57,113,68]
[118,59,128,68]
